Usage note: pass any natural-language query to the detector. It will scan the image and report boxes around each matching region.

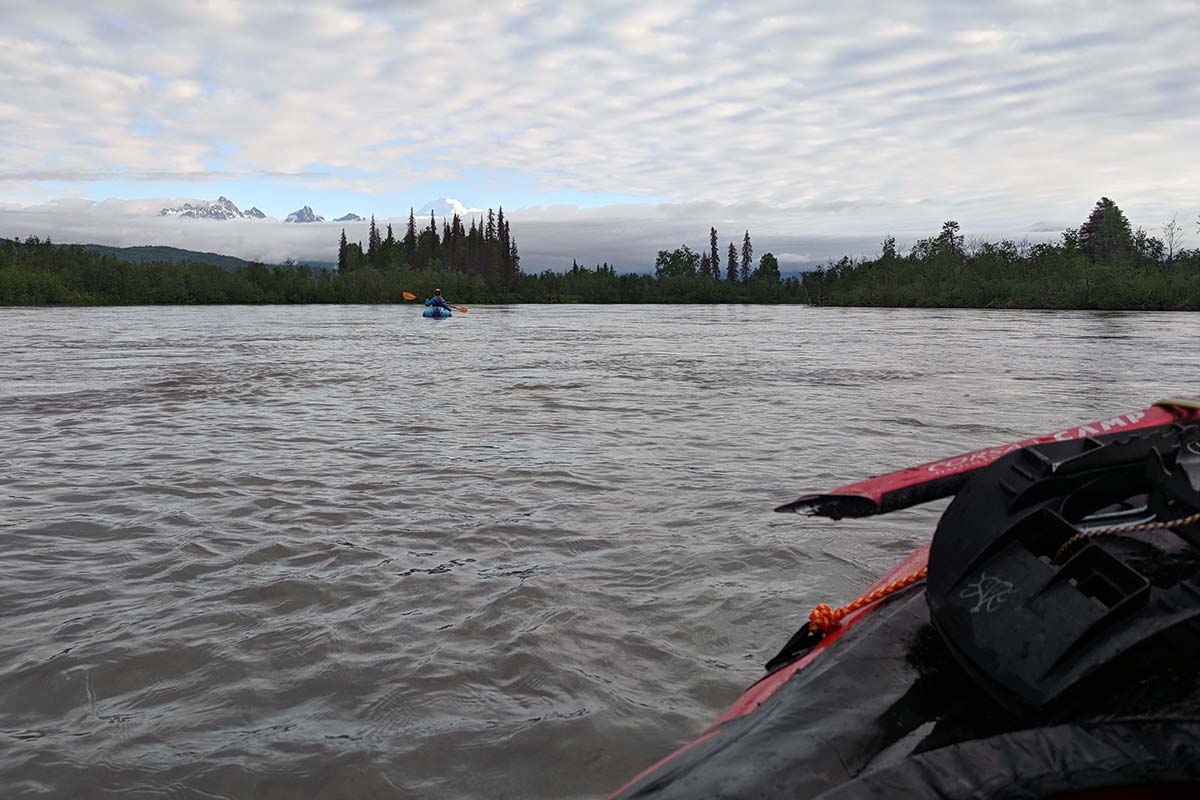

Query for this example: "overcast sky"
[1,1,1197,269]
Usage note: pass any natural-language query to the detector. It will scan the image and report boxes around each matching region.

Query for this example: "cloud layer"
[1,197,1071,271]
[1,1,1198,262]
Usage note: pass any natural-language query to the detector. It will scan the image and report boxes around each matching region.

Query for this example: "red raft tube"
[610,397,1200,800]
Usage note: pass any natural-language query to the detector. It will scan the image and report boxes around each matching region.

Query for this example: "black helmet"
[434,288,442,295]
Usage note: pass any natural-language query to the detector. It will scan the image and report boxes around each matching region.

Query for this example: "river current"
[2,304,1197,798]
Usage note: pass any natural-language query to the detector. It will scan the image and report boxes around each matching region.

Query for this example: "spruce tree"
[1079,197,1132,265]
[699,251,711,277]
[404,208,417,265]
[710,227,719,278]
[727,242,738,281]
[337,229,348,274]
[740,230,752,283]
[368,215,382,266]
[467,217,479,274]
[444,214,456,267]
[509,239,520,287]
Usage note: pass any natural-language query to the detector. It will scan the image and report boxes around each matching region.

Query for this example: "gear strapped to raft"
[927,420,1200,709]
[614,405,1200,799]
[770,419,1200,695]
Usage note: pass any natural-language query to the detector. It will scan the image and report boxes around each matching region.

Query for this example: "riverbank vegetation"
[3,198,1194,308]
[0,210,800,305]
[803,199,1200,310]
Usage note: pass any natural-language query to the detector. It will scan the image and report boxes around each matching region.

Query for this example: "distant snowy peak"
[415,197,483,219]
[1027,220,1070,232]
[285,206,325,223]
[334,213,363,222]
[245,207,266,219]
[160,195,246,220]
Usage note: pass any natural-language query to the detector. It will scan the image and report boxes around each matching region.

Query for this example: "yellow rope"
[1053,511,1200,564]
[807,504,1200,635]
[808,567,929,634]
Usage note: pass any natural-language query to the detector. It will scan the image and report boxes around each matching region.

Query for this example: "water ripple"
[1,304,1196,797]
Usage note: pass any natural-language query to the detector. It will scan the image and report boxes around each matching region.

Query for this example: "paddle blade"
[402,291,416,301]
[458,306,469,313]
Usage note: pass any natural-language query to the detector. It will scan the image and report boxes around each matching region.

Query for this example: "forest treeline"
[4,198,1195,308]
[802,198,1200,310]
[0,210,800,305]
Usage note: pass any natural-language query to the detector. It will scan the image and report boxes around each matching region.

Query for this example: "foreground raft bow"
[612,397,1200,800]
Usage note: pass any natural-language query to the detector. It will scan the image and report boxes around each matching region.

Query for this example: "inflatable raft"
[612,397,1200,799]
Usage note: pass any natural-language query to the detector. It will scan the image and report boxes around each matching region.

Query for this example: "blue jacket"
[425,296,451,309]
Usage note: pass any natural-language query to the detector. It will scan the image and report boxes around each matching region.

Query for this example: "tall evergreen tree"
[710,227,719,278]
[699,251,712,277]
[499,210,513,283]
[443,214,454,267]
[486,209,496,241]
[740,230,753,283]
[403,208,417,265]
[467,217,479,274]
[367,215,382,266]
[1079,197,1132,265]
[508,239,520,286]
[337,228,348,274]
[727,242,738,282]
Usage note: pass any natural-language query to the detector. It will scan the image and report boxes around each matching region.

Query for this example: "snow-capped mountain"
[415,197,483,218]
[160,196,250,220]
[1027,220,1069,232]
[284,206,325,223]
[245,207,266,219]
[334,213,363,222]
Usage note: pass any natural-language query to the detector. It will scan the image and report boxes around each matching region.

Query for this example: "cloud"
[1,1,1198,239]
[1,196,1082,271]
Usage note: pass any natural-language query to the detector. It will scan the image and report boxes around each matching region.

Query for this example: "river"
[1,304,1196,798]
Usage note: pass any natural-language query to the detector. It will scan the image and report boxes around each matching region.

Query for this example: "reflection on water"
[1,304,1195,798]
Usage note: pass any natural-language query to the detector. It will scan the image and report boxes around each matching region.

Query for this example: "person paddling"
[425,289,453,311]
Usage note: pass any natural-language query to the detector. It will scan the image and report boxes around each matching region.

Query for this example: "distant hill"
[78,244,250,270]
[74,244,334,271]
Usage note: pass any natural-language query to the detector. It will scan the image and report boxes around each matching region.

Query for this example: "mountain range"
[156,197,473,224]
[159,196,266,220]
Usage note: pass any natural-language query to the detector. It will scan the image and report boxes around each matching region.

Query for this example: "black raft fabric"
[614,585,1200,799]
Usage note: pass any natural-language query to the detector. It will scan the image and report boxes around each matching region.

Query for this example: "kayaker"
[425,289,452,311]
